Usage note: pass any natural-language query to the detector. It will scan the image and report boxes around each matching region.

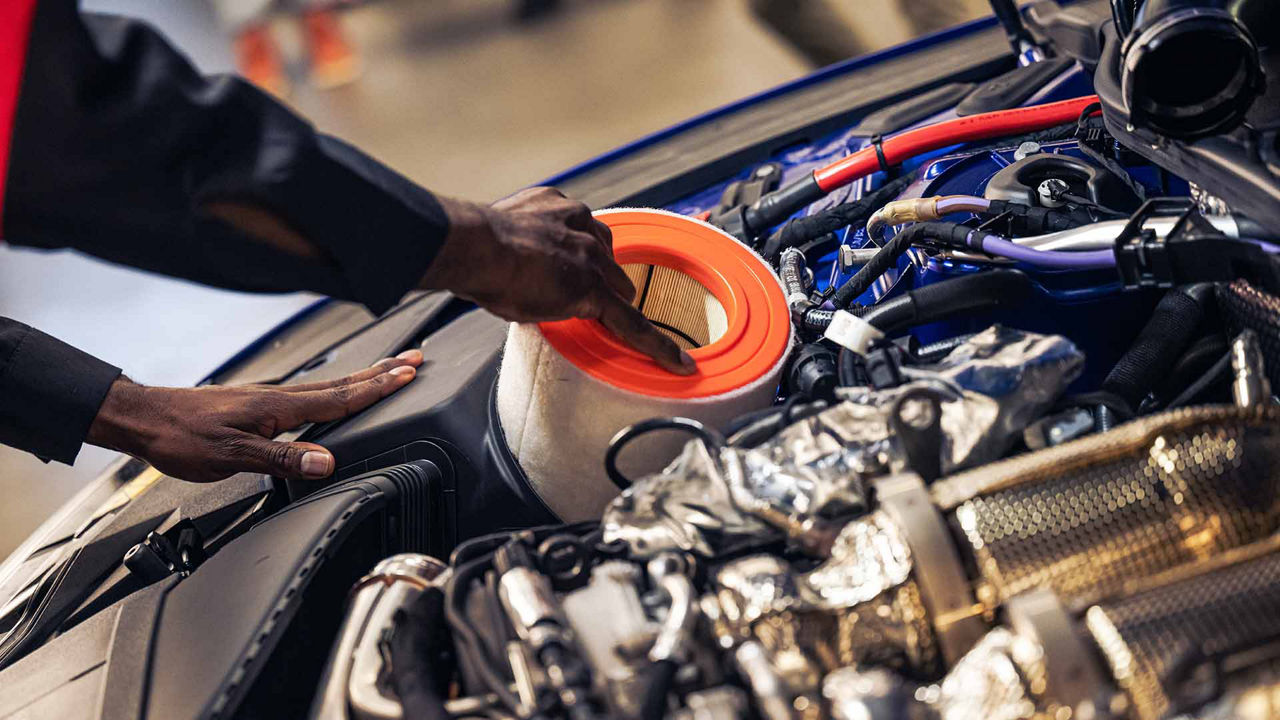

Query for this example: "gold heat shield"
[933,406,1280,608]
[1086,543,1280,720]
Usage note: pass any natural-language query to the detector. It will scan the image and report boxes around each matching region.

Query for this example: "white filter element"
[496,323,787,521]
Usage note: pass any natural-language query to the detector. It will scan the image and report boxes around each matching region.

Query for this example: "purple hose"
[972,232,1116,269]
[1249,239,1280,255]
[935,196,991,215]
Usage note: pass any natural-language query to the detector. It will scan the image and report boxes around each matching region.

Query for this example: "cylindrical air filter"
[496,209,792,521]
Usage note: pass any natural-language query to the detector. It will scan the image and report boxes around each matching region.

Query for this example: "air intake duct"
[1120,0,1263,138]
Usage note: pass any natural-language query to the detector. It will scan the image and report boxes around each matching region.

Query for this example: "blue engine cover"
[663,66,1190,387]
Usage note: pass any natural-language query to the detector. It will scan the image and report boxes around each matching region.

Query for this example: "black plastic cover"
[984,152,1142,211]
[144,462,443,720]
[956,56,1075,116]
[1093,21,1280,230]
[0,472,272,671]
[311,309,558,538]
[1024,0,1109,68]
[850,82,976,136]
[0,577,176,719]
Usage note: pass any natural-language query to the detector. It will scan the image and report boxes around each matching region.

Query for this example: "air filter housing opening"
[621,263,729,350]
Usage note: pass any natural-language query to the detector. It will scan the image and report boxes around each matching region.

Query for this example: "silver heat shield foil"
[801,512,913,608]
[934,628,1040,720]
[711,513,940,677]
[603,326,1083,558]
[711,520,914,617]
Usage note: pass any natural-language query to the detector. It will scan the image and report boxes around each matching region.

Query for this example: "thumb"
[232,435,337,480]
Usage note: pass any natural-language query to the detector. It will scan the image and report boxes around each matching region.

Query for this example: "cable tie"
[870,134,893,174]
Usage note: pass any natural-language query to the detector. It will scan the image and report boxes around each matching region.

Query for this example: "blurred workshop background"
[0,0,991,556]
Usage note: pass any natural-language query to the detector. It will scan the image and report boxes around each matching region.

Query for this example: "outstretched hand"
[424,187,696,375]
[86,351,424,482]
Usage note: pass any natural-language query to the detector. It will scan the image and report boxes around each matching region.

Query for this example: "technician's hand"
[86,351,424,482]
[424,187,696,375]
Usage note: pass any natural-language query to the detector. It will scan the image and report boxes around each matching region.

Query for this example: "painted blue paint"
[652,55,1190,391]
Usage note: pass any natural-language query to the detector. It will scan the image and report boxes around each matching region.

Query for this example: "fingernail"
[679,351,697,374]
[301,451,333,478]
[390,365,416,378]
[396,349,422,362]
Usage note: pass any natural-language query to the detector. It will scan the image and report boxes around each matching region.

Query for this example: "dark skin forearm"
[424,189,695,374]
[87,352,422,482]
[89,188,693,485]
[204,188,695,375]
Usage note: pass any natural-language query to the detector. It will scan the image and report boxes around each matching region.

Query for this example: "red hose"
[812,95,1100,192]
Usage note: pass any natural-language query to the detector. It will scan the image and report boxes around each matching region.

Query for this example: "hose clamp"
[875,473,987,663]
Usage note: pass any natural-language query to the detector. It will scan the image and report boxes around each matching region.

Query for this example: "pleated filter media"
[496,209,794,520]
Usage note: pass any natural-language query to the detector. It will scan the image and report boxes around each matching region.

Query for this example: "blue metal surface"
[655,60,1194,389]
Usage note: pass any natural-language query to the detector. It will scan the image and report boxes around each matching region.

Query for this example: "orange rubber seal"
[538,209,790,399]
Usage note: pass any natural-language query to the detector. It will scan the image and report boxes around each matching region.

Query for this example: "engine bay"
[305,3,1280,720]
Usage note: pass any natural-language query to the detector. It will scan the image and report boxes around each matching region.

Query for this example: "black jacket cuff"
[0,320,122,464]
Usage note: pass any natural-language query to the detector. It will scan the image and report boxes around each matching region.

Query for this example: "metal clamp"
[875,473,987,663]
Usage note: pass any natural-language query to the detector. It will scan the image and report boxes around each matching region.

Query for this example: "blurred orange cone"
[303,9,361,89]
[234,23,290,97]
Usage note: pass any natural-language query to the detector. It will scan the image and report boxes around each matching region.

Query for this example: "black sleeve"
[1,1,450,314]
[0,317,121,465]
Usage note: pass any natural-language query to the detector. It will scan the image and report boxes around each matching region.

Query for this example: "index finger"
[595,292,696,376]
[278,365,417,428]
[589,217,614,250]
[273,350,424,393]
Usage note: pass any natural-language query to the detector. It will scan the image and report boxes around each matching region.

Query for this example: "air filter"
[496,209,792,521]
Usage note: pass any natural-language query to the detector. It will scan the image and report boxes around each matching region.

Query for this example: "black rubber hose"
[914,333,977,363]
[983,199,1094,234]
[859,269,1034,335]
[800,305,875,334]
[836,271,1032,386]
[388,590,452,720]
[801,308,835,333]
[1166,349,1234,408]
[778,247,809,307]
[761,175,916,258]
[640,660,680,720]
[827,222,974,311]
[1102,283,1215,410]
[444,557,523,711]
[605,417,725,490]
[1157,333,1229,405]
[1111,0,1135,37]
[745,172,826,238]
[837,347,860,387]
[727,400,829,448]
